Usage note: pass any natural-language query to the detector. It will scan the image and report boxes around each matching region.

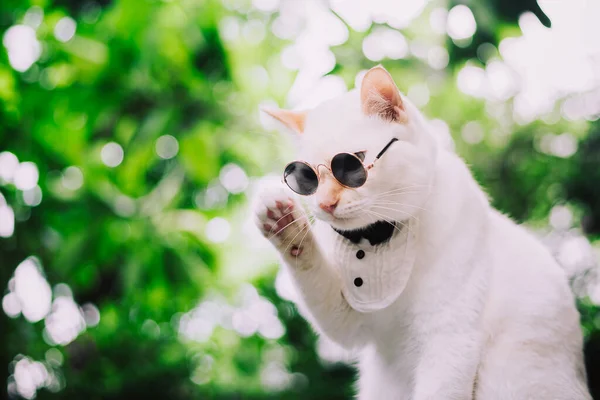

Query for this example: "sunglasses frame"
[283,138,399,196]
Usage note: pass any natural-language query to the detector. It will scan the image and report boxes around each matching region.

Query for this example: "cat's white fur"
[254,67,591,399]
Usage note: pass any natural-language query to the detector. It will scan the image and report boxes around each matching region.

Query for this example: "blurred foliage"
[0,0,599,399]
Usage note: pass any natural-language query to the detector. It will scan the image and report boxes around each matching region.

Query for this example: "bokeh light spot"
[113,195,136,217]
[195,182,229,210]
[0,203,15,238]
[429,8,447,34]
[14,257,52,323]
[219,163,249,194]
[477,42,498,63]
[44,296,86,346]
[205,217,231,243]
[53,283,73,299]
[232,309,259,337]
[362,28,408,61]
[447,5,477,40]
[14,162,39,191]
[427,46,449,70]
[22,186,42,207]
[462,121,484,144]
[2,292,21,318]
[243,20,266,44]
[2,25,41,72]
[155,135,179,159]
[550,133,577,158]
[13,356,48,399]
[457,65,486,98]
[190,354,214,385]
[54,17,76,43]
[82,303,100,327]
[0,151,19,183]
[141,319,161,338]
[23,6,44,29]
[101,142,124,167]
[62,166,84,190]
[45,348,64,367]
[252,0,279,12]
[550,205,573,230]
[219,16,240,42]
[261,362,291,391]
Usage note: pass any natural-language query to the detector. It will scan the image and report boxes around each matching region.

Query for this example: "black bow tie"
[333,220,397,246]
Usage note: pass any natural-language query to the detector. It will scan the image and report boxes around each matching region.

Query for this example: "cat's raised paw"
[254,189,312,257]
[259,199,295,236]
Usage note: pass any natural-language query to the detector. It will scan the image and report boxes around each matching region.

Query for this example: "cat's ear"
[360,65,407,123]
[261,108,307,134]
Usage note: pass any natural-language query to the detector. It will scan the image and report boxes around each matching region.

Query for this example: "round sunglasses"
[283,138,398,195]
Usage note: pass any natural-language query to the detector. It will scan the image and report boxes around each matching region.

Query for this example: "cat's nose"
[319,200,338,214]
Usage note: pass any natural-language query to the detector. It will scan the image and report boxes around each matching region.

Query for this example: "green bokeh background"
[1,0,600,399]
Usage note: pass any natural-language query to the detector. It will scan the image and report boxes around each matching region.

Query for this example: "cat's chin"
[313,209,391,231]
[320,215,375,232]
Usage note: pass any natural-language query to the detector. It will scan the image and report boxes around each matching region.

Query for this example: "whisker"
[374,185,432,197]
[267,214,309,241]
[374,190,432,200]
[363,209,409,236]
[363,209,401,228]
[267,208,295,236]
[369,201,426,216]
[370,205,421,224]
[376,184,431,193]
[282,223,310,256]
[371,202,428,212]
[295,224,312,267]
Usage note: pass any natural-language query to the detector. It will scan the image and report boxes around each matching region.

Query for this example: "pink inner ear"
[360,66,407,123]
[262,108,307,134]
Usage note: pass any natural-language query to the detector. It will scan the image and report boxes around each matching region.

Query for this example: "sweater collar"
[332,220,397,246]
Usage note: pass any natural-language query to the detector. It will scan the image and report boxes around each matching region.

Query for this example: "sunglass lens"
[331,153,367,188]
[284,162,318,195]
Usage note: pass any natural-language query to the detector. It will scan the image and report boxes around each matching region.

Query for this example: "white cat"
[254,65,591,400]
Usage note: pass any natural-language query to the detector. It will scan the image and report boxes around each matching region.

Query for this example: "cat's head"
[265,66,438,231]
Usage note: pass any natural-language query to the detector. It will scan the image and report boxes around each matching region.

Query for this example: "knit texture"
[331,219,418,312]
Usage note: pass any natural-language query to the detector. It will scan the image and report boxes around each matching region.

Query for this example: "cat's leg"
[475,331,591,400]
[356,346,411,400]
[411,331,481,400]
[254,186,366,348]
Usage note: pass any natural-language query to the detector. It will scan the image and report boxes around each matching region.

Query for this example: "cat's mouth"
[313,213,360,231]
[313,203,368,228]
